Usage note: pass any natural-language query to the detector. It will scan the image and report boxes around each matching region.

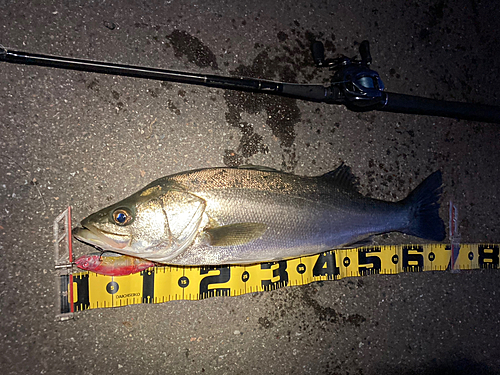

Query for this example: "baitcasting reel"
[312,40,387,110]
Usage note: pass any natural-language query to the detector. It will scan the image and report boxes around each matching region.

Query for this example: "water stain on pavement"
[300,287,367,327]
[223,49,302,171]
[223,30,335,171]
[257,317,274,329]
[165,30,219,70]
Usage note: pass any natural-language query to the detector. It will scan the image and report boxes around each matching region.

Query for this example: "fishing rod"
[1,41,499,123]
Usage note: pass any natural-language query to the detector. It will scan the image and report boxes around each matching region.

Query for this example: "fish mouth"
[73,224,129,251]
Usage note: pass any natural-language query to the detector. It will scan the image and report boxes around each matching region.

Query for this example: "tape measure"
[58,243,499,315]
[53,206,498,319]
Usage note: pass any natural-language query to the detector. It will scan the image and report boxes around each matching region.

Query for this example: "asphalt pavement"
[1,0,499,374]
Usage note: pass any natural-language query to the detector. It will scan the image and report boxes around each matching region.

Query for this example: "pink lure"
[75,254,155,276]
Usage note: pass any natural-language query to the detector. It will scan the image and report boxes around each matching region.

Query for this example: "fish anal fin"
[203,223,267,247]
[338,236,374,249]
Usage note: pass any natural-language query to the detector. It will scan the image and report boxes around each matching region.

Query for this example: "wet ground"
[1,0,499,374]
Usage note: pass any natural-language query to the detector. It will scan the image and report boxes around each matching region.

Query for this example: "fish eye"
[112,208,133,226]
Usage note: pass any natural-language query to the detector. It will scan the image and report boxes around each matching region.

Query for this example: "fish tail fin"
[401,171,446,241]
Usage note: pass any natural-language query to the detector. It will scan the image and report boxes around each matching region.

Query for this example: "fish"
[75,252,155,276]
[73,165,445,271]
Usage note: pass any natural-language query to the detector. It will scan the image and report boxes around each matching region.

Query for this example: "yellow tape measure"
[59,243,499,314]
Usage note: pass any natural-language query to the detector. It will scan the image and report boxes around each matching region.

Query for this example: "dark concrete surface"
[1,0,499,374]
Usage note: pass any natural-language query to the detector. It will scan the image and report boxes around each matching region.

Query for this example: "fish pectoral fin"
[338,236,374,249]
[203,223,268,247]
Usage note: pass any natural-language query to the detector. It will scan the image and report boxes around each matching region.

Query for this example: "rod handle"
[380,92,500,124]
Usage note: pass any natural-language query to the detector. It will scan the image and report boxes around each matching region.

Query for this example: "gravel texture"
[1,1,499,374]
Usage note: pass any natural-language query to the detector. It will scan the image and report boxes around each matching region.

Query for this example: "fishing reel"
[312,40,387,110]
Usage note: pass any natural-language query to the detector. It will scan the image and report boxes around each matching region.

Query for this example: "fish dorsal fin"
[320,163,360,192]
[203,223,267,247]
[237,164,282,173]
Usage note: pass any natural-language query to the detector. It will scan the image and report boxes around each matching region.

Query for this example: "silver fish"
[73,165,445,266]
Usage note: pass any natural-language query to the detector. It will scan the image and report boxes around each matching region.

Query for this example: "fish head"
[73,183,207,262]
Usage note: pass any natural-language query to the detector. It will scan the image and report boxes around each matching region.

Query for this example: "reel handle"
[359,40,372,66]
[311,41,326,66]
